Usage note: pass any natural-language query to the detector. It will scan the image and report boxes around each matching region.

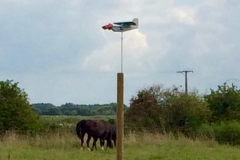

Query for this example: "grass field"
[1,131,240,160]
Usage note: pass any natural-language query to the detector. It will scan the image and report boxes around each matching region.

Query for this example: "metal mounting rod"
[121,32,123,73]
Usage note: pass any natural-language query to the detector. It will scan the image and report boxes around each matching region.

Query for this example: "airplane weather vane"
[102,18,139,73]
[102,18,139,160]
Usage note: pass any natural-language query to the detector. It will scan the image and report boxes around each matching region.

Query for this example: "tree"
[162,91,210,134]
[32,103,56,115]
[47,107,62,115]
[125,85,210,134]
[32,107,42,115]
[76,107,92,116]
[125,85,164,132]
[205,83,240,121]
[0,80,39,133]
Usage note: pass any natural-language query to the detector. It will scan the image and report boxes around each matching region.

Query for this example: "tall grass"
[1,131,240,160]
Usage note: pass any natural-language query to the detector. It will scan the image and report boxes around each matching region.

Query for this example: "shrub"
[125,85,211,135]
[195,123,215,139]
[164,92,211,136]
[125,85,160,132]
[213,120,240,145]
[205,83,240,122]
[0,80,40,134]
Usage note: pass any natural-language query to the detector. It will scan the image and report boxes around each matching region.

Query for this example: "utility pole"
[177,70,193,94]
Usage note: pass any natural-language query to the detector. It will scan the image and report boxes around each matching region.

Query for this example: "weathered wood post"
[116,73,124,160]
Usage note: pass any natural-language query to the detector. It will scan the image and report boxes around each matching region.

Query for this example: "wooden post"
[184,71,188,94]
[117,73,124,160]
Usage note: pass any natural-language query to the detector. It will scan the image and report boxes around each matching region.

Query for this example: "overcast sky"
[1,0,239,106]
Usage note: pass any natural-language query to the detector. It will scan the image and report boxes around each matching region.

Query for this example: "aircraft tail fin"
[132,18,138,26]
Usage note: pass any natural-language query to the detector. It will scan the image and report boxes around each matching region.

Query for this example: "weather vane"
[102,18,139,73]
[101,18,139,160]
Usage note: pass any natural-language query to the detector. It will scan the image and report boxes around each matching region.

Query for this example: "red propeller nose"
[102,23,113,30]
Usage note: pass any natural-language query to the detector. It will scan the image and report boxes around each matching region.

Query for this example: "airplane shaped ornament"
[102,18,138,32]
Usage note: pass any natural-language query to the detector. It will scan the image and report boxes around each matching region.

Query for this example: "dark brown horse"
[102,124,116,148]
[76,119,113,151]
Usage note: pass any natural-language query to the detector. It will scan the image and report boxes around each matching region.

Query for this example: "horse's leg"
[91,137,98,151]
[80,132,85,150]
[106,132,113,149]
[100,137,105,150]
[86,134,91,151]
[107,138,113,149]
[95,137,98,150]
[113,138,116,147]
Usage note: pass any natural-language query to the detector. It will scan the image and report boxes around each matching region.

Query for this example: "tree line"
[32,102,128,116]
[125,83,240,145]
[1,79,240,145]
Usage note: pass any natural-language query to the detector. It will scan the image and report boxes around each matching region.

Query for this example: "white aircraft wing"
[113,21,136,26]
[102,18,138,32]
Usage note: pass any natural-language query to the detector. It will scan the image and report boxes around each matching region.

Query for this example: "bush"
[195,123,215,140]
[125,85,211,135]
[164,92,211,136]
[0,80,40,134]
[213,120,240,145]
[205,83,240,122]
[125,85,160,132]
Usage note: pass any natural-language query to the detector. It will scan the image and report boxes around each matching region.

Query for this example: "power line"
[177,70,193,94]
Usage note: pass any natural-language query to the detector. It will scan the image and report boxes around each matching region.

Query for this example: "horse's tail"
[76,119,86,139]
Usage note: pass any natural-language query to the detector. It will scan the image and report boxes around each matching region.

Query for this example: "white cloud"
[81,30,148,72]
[0,0,240,105]
[173,7,196,24]
[0,0,33,5]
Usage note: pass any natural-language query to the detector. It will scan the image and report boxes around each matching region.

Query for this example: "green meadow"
[1,131,240,160]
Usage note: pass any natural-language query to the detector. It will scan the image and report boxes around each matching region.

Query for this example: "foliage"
[205,83,240,122]
[162,92,211,135]
[34,103,61,115]
[32,102,127,116]
[0,80,39,134]
[125,85,211,135]
[125,85,160,132]
[212,120,240,145]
